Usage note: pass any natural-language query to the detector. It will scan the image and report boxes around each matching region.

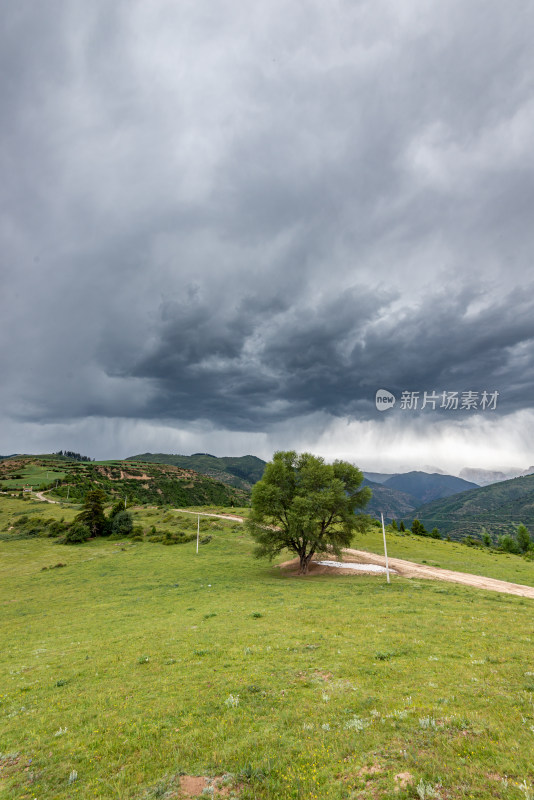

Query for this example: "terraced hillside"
[127,452,266,491]
[0,456,247,507]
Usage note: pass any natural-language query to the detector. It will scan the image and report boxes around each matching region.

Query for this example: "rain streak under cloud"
[2,0,534,473]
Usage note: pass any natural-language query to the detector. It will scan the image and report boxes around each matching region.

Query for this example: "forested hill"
[409,472,534,541]
[127,453,266,491]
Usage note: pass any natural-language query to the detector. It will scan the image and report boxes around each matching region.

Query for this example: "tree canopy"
[246,450,371,574]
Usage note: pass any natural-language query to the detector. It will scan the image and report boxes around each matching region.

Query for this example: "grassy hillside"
[1,493,533,799]
[409,473,534,541]
[127,453,267,491]
[0,456,247,508]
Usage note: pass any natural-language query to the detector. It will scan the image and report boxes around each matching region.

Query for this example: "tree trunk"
[298,551,314,574]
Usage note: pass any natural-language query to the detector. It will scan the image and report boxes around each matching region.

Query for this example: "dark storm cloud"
[106,282,533,429]
[2,0,534,456]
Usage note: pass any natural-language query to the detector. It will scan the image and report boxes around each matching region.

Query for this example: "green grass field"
[0,463,67,490]
[1,497,533,799]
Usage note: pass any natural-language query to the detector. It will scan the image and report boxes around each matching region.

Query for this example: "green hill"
[127,452,266,491]
[408,472,534,541]
[0,455,247,508]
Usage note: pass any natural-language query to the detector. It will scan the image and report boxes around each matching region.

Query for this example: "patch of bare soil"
[118,470,152,480]
[278,557,391,578]
[394,771,414,789]
[176,774,238,797]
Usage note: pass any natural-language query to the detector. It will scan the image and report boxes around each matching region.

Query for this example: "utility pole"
[196,514,200,554]
[381,513,390,584]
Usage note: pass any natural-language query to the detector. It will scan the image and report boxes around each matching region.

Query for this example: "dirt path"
[341,548,534,599]
[174,509,245,522]
[33,491,58,504]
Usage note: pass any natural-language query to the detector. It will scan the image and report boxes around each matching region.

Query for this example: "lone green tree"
[246,451,371,575]
[76,489,109,537]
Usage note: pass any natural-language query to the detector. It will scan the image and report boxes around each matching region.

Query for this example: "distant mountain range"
[362,472,394,484]
[459,466,534,486]
[362,471,479,522]
[381,471,479,504]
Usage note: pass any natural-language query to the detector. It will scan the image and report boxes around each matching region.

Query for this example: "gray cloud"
[2,0,534,464]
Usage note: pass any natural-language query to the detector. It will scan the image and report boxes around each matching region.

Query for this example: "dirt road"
[174,509,245,522]
[33,491,58,504]
[340,548,534,599]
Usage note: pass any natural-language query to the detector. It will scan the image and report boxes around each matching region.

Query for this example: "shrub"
[111,511,133,538]
[498,533,520,554]
[517,524,533,554]
[463,535,482,548]
[48,520,68,537]
[63,522,91,544]
[162,530,196,545]
[411,519,428,537]
[108,500,127,520]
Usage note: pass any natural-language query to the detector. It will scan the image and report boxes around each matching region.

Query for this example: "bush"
[463,535,482,548]
[63,522,91,544]
[498,534,520,554]
[111,511,133,538]
[411,519,428,537]
[108,500,127,520]
[517,524,533,554]
[162,530,196,545]
[48,520,69,537]
[131,525,144,541]
[481,528,492,547]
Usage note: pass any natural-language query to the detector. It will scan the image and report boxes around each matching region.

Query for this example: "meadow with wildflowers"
[0,496,533,799]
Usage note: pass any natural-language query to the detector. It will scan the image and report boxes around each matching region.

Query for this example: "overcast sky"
[2,0,534,473]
